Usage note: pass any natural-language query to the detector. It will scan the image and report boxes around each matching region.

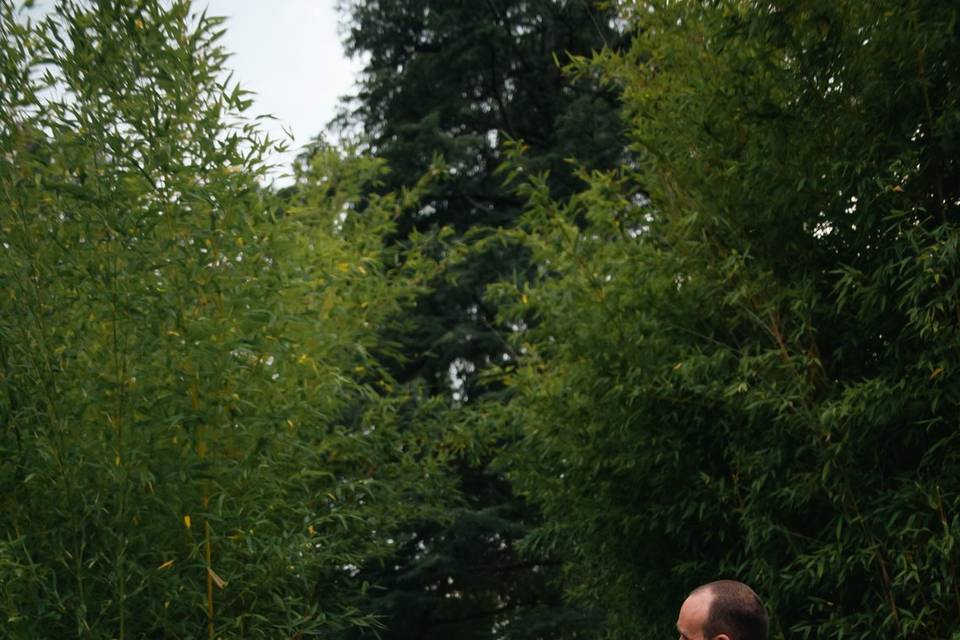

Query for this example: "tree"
[0,2,446,636]
[335,0,628,398]
[499,1,960,638]
[326,0,627,637]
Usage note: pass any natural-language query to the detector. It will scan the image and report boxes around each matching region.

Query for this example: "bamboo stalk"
[205,517,214,640]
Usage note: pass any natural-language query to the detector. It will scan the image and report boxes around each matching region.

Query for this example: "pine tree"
[327,0,627,637]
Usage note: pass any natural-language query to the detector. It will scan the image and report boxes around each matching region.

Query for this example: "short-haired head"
[690,580,768,640]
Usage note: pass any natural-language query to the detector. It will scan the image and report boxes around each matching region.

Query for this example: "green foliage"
[326,1,629,637]
[337,0,627,393]
[498,1,960,638]
[9,1,958,638]
[0,2,448,636]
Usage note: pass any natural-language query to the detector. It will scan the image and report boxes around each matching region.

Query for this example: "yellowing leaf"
[183,514,192,529]
[337,262,350,273]
[158,559,175,570]
[208,567,228,589]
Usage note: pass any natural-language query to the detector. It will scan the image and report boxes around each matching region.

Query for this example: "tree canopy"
[496,1,960,638]
[3,0,960,638]
[1,1,448,636]
[325,1,626,637]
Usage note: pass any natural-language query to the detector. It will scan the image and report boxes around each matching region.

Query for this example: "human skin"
[677,589,731,640]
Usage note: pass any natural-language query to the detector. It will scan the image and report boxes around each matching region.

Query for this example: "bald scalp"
[691,580,768,640]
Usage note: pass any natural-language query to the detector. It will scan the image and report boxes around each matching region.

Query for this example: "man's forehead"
[678,588,713,638]
[683,588,714,613]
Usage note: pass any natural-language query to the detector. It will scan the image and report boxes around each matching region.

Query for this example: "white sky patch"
[201,0,362,184]
[21,0,361,186]
[448,357,476,404]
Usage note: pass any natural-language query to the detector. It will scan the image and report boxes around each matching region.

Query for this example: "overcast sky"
[202,0,361,182]
[22,0,357,183]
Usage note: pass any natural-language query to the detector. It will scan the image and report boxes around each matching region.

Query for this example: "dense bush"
[497,1,960,638]
[0,2,447,636]
[4,1,959,638]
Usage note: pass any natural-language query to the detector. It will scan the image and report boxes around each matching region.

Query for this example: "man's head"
[676,580,768,640]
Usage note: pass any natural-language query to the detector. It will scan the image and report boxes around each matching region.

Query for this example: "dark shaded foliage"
[500,2,960,638]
